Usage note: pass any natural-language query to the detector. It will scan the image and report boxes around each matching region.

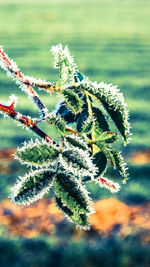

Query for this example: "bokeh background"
[0,0,150,266]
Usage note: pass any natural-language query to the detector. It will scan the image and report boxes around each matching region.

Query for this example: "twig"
[0,47,50,121]
[0,99,55,144]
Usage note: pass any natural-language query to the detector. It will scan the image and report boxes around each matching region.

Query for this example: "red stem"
[0,103,55,144]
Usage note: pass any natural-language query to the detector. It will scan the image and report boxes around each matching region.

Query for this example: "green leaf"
[111,149,129,183]
[46,113,65,135]
[51,44,77,86]
[96,144,128,182]
[62,89,83,114]
[81,80,131,144]
[92,107,118,143]
[101,100,130,144]
[65,135,88,151]
[94,131,118,144]
[55,101,79,124]
[82,150,107,182]
[54,169,91,214]
[76,109,89,132]
[55,196,89,228]
[15,139,59,166]
[10,167,56,205]
[92,107,109,132]
[60,147,97,178]
[96,143,116,166]
[93,151,107,177]
[58,60,69,86]
[81,117,93,134]
[54,169,93,228]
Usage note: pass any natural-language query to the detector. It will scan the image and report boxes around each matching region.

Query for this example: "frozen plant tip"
[0,44,131,229]
[96,177,120,193]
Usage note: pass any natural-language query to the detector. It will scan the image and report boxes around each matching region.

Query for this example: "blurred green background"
[0,0,150,266]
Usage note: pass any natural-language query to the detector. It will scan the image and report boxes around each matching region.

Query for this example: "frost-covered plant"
[0,44,131,229]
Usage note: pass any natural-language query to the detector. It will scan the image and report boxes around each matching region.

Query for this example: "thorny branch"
[0,97,54,143]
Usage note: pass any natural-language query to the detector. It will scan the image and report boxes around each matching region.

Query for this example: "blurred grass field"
[0,1,150,266]
[0,0,150,148]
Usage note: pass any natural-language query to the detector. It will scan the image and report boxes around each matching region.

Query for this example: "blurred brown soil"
[90,198,150,239]
[129,149,150,164]
[0,199,63,238]
[0,148,16,160]
[0,198,150,242]
[0,148,16,174]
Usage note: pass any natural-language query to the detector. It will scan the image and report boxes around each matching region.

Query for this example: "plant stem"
[0,102,56,144]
